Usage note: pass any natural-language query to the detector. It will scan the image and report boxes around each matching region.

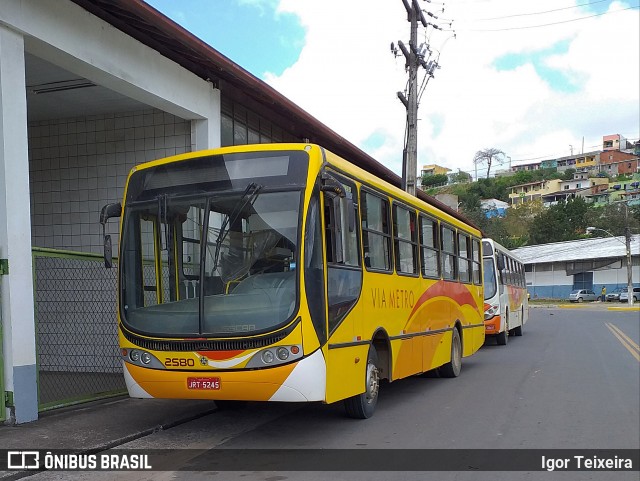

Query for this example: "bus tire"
[344,346,380,419]
[439,327,462,378]
[513,307,524,336]
[497,311,509,345]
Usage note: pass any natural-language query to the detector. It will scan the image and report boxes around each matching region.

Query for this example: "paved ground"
[0,304,637,480]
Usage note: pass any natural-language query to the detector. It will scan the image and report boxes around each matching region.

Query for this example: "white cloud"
[265,1,639,178]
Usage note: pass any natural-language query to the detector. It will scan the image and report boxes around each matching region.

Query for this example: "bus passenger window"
[419,216,439,278]
[457,233,471,283]
[472,238,482,285]
[393,205,418,275]
[441,225,457,280]
[361,191,392,271]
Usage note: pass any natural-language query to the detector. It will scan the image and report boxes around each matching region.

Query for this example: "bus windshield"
[483,258,497,300]
[119,151,308,337]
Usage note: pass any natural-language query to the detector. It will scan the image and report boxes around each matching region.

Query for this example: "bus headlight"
[262,350,275,364]
[124,349,164,369]
[484,305,499,320]
[141,352,152,364]
[247,345,303,368]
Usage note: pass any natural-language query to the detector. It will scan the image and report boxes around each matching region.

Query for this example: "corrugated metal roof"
[512,235,640,264]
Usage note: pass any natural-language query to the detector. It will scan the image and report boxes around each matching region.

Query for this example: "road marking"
[605,323,640,362]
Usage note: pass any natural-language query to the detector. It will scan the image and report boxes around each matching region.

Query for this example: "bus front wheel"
[439,328,462,378]
[344,347,380,419]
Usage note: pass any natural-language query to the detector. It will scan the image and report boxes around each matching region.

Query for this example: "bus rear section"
[482,239,528,346]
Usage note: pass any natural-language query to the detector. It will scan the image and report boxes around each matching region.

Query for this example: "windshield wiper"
[211,183,263,274]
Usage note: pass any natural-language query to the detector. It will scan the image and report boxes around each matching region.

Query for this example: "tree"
[529,198,589,244]
[562,168,576,181]
[502,199,544,246]
[449,170,472,184]
[585,203,640,236]
[473,148,504,179]
[421,173,448,188]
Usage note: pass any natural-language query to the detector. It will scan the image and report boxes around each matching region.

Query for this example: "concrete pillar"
[0,24,38,423]
[192,87,221,151]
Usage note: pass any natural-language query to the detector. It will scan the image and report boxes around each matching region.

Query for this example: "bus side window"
[324,184,359,267]
[472,238,482,285]
[419,215,439,278]
[441,225,457,280]
[457,232,471,283]
[361,191,392,271]
[393,204,418,275]
[323,178,361,333]
[305,191,327,344]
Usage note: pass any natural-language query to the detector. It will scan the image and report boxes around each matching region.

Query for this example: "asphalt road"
[21,307,640,481]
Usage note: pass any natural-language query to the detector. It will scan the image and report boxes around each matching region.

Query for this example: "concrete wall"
[28,109,192,254]
[526,260,640,299]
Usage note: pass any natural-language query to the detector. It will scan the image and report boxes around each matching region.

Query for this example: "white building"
[512,236,640,299]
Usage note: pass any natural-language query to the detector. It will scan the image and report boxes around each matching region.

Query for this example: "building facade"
[512,236,640,300]
[2,0,466,424]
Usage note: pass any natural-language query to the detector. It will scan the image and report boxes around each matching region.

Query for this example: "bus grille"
[121,320,298,352]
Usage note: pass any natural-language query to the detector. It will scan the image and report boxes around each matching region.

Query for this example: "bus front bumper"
[123,349,327,402]
[484,315,502,334]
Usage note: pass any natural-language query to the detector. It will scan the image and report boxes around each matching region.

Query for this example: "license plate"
[187,377,221,390]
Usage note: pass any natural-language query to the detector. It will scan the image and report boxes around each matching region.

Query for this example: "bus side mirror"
[100,202,122,268]
[497,255,505,271]
[320,172,345,198]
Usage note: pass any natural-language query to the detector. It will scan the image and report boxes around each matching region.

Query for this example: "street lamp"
[586,226,634,306]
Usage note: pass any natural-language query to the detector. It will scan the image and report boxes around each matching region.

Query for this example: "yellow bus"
[100,143,485,418]
[482,238,528,345]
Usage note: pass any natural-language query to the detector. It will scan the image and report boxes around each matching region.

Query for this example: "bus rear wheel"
[439,327,462,378]
[513,307,524,336]
[497,310,509,345]
[344,347,380,419]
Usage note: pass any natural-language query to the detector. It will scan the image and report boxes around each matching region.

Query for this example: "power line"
[468,5,638,32]
[477,0,611,21]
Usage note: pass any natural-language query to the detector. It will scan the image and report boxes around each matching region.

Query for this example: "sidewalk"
[530,301,640,311]
[0,397,216,478]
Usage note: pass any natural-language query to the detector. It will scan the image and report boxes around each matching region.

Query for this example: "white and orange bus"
[100,144,485,418]
[482,238,528,345]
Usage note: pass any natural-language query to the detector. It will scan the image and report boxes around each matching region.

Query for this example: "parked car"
[606,288,625,302]
[619,287,640,303]
[568,289,598,303]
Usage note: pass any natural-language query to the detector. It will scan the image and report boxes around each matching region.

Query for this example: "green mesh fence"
[33,248,126,410]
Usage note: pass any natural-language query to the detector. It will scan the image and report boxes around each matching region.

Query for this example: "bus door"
[320,174,365,403]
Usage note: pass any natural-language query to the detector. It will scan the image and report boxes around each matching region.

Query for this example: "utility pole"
[624,204,634,306]
[395,0,429,197]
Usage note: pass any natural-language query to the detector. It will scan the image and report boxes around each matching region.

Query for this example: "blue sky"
[146,0,305,77]
[145,0,640,177]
